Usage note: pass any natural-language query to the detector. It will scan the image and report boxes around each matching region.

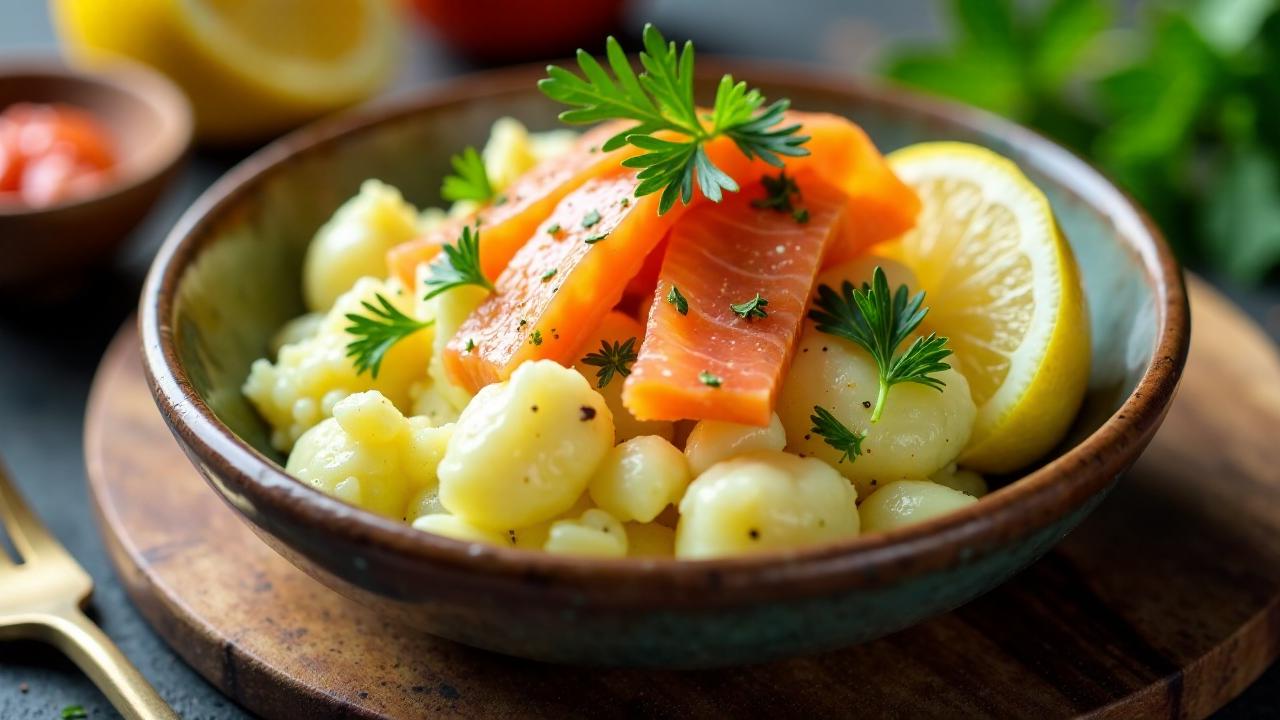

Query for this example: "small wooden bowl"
[140,64,1190,667]
[0,58,191,293]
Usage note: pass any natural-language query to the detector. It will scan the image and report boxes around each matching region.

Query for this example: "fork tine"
[0,460,63,564]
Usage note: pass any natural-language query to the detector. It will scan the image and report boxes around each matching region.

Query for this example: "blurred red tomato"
[409,0,629,62]
[0,103,116,208]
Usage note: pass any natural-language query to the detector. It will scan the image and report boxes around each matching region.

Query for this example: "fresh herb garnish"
[698,370,723,388]
[422,224,495,300]
[792,207,809,223]
[584,232,609,244]
[582,209,602,227]
[581,337,639,388]
[730,293,769,320]
[546,222,561,235]
[809,405,865,463]
[464,338,476,352]
[61,706,88,720]
[539,23,810,214]
[666,284,689,315]
[530,329,544,346]
[808,266,952,422]
[541,268,558,282]
[440,146,494,203]
[752,170,800,211]
[344,293,433,378]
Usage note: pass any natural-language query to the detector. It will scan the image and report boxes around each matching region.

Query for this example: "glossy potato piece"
[683,413,786,477]
[859,480,978,533]
[544,508,628,557]
[303,179,420,312]
[438,360,614,530]
[588,435,691,523]
[286,392,448,519]
[675,450,859,559]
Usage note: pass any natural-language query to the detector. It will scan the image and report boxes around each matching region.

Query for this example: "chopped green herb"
[539,24,810,214]
[792,208,809,223]
[546,222,561,235]
[530,329,543,346]
[809,266,952,422]
[619,197,631,208]
[666,284,689,315]
[730,293,769,320]
[422,223,495,300]
[464,338,476,352]
[752,170,810,223]
[809,405,865,463]
[441,146,495,203]
[541,268,558,282]
[582,209,602,227]
[584,232,609,244]
[581,337,639,388]
[344,293,433,378]
[699,371,723,387]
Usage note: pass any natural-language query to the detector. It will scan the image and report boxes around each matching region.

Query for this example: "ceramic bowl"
[139,64,1189,667]
[0,57,191,293]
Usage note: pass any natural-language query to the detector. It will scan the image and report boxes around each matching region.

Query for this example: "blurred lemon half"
[886,142,1090,474]
[53,0,399,143]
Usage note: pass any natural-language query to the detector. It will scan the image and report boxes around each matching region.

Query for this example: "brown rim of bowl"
[140,61,1189,604]
[0,56,193,218]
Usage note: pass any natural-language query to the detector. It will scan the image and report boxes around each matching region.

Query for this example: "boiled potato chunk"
[438,360,614,530]
[778,255,976,498]
[573,311,674,442]
[244,277,431,451]
[626,522,676,558]
[589,435,690,522]
[778,338,975,499]
[302,179,420,312]
[684,414,786,476]
[859,480,977,533]
[286,391,449,518]
[931,463,989,498]
[544,508,628,557]
[675,450,860,559]
[412,514,508,546]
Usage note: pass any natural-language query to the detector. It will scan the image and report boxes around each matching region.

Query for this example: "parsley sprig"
[441,146,495,203]
[422,224,495,300]
[581,337,639,388]
[344,293,433,378]
[809,406,865,464]
[538,24,810,214]
[808,267,953,422]
[730,293,768,320]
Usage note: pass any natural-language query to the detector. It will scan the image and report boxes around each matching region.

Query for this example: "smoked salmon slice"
[622,171,849,426]
[387,120,634,288]
[442,170,687,392]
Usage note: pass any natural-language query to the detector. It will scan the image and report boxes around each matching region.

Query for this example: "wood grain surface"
[84,278,1280,720]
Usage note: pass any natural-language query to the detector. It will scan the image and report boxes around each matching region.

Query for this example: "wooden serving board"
[85,279,1280,720]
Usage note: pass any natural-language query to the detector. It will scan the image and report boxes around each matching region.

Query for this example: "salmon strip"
[712,111,920,265]
[443,170,688,392]
[622,172,849,426]
[440,114,914,394]
[388,121,633,288]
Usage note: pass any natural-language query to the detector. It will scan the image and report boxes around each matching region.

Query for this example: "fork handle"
[38,607,179,720]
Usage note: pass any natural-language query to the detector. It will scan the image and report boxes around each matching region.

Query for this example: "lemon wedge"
[886,142,1090,474]
[53,0,399,142]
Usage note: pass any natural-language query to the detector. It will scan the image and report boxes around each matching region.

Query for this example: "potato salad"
[243,29,1090,562]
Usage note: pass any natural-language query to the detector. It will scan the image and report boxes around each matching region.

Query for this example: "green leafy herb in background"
[883,0,1280,284]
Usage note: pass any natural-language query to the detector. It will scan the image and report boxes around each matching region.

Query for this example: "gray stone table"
[2,2,1277,718]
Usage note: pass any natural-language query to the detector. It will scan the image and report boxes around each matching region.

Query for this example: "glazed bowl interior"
[143,65,1185,665]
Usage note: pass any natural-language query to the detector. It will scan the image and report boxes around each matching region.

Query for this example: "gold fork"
[0,461,177,719]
